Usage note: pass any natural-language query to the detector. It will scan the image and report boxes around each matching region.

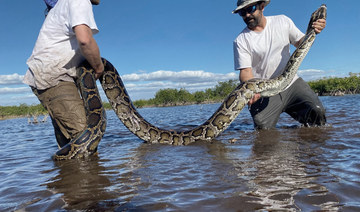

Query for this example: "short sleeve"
[233,37,252,70]
[69,0,99,34]
[286,16,304,46]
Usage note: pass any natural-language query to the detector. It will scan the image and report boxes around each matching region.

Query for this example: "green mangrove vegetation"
[0,103,47,120]
[132,79,238,108]
[308,73,360,96]
[1,74,359,120]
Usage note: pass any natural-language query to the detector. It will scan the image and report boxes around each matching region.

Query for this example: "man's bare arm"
[73,24,103,79]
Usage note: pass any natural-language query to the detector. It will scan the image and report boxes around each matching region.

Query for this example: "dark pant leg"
[249,94,284,129]
[282,78,326,126]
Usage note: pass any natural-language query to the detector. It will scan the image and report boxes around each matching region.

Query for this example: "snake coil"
[53,5,327,160]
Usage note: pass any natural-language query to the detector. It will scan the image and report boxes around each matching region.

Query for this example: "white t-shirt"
[233,15,304,87]
[23,0,98,90]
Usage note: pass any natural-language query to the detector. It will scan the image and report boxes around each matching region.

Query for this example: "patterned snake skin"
[53,4,327,160]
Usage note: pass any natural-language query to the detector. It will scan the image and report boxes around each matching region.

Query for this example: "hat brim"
[232,0,270,14]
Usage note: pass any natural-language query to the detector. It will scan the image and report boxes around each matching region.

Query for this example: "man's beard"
[244,15,259,29]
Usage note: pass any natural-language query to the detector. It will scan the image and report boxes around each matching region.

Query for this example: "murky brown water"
[0,95,359,211]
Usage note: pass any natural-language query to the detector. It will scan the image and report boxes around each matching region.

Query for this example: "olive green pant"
[32,81,86,148]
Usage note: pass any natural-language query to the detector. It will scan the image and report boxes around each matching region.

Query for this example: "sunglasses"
[238,4,258,16]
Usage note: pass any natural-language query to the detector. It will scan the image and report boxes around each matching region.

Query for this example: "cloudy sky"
[0,0,359,106]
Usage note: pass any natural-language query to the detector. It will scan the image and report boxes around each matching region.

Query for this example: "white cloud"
[122,81,218,100]
[125,81,215,90]
[122,70,237,83]
[0,86,31,94]
[298,69,348,81]
[0,94,39,106]
[117,70,238,100]
[0,73,24,85]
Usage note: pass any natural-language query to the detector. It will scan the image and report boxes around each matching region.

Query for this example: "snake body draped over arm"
[53,5,327,160]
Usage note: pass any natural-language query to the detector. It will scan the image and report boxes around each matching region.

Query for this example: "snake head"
[306,4,327,34]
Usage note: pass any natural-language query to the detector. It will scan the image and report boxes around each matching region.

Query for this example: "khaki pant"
[33,81,86,148]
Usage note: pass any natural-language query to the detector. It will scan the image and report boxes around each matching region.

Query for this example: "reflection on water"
[240,129,340,211]
[0,95,359,211]
[48,158,116,210]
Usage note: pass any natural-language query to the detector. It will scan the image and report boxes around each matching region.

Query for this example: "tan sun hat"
[232,0,270,14]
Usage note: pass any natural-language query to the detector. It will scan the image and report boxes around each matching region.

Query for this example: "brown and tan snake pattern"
[53,5,327,160]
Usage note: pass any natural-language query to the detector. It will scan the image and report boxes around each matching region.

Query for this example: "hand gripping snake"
[53,5,327,160]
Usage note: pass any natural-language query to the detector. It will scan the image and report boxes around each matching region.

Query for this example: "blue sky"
[0,0,359,106]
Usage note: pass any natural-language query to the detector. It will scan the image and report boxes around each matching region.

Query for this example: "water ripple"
[0,95,359,211]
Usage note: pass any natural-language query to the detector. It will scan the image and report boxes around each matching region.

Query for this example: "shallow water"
[0,95,359,211]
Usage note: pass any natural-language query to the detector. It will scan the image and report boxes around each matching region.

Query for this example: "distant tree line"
[1,74,359,119]
[0,103,47,120]
[308,73,360,96]
[132,79,238,108]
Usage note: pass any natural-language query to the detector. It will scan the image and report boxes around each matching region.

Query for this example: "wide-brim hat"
[232,0,270,14]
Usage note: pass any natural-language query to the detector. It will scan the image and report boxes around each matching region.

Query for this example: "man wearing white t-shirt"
[23,0,103,149]
[233,0,327,129]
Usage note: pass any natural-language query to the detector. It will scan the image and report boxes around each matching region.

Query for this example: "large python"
[53,61,107,160]
[53,5,327,160]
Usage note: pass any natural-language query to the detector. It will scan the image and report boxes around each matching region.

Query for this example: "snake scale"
[53,5,327,160]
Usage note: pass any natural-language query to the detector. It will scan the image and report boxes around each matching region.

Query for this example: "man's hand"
[94,64,104,80]
[239,68,261,105]
[248,93,261,106]
[312,18,326,34]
